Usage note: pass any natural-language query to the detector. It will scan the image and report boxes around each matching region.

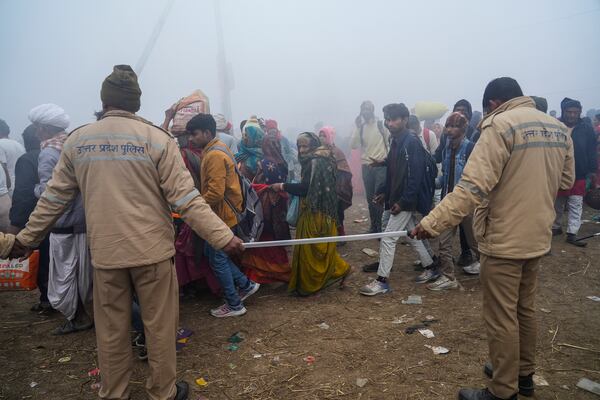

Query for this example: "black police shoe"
[458,388,516,400]
[362,261,379,273]
[174,381,189,400]
[483,362,534,397]
[566,233,587,247]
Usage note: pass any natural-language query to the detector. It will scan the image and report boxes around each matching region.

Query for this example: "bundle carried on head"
[413,101,448,121]
[163,89,211,136]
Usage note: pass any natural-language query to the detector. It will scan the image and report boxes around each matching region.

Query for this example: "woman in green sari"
[270,132,351,295]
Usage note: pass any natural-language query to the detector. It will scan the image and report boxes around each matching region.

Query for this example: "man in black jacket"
[360,103,436,296]
[553,97,598,246]
[8,125,52,313]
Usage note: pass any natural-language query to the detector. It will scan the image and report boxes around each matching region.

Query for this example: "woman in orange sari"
[242,134,291,283]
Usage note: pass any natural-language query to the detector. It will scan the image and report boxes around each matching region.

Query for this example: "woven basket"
[584,188,600,210]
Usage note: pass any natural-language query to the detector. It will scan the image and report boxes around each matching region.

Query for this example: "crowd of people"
[0,64,598,400]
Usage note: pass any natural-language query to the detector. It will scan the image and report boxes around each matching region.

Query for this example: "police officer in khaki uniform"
[412,78,574,400]
[12,65,243,400]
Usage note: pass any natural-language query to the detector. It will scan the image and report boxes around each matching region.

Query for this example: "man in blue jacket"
[360,103,436,296]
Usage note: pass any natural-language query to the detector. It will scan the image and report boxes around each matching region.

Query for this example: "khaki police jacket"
[420,97,575,259]
[17,111,233,269]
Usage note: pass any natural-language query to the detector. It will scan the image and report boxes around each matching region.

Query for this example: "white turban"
[28,103,70,130]
[213,113,228,131]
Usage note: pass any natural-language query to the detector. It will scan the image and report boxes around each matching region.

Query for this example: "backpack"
[418,145,438,216]
[205,145,264,243]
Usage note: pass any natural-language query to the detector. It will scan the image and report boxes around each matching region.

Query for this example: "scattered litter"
[176,327,193,340]
[227,344,239,352]
[576,378,600,395]
[392,315,413,324]
[29,382,38,388]
[303,356,316,365]
[418,329,435,338]
[228,363,236,369]
[424,315,435,321]
[361,248,378,257]
[587,296,600,302]
[87,366,101,391]
[318,322,330,330]
[228,331,246,343]
[402,295,422,305]
[424,345,450,355]
[356,378,368,388]
[177,337,189,344]
[533,375,549,386]
[405,324,428,334]
[58,356,71,363]
[253,354,263,359]
[561,250,566,253]
[539,308,551,313]
[353,218,368,223]
[271,356,281,365]
[561,385,569,390]
[195,377,208,387]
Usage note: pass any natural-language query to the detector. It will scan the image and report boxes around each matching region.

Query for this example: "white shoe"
[359,279,390,296]
[427,275,459,291]
[210,303,247,318]
[463,261,481,275]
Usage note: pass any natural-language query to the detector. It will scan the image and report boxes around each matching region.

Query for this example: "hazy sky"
[1,0,599,141]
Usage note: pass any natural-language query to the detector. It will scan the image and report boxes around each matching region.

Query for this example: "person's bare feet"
[339,266,355,289]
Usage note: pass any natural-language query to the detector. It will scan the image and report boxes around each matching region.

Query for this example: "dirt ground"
[1,195,599,400]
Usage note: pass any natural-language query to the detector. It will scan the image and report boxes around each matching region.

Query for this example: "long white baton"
[242,230,408,249]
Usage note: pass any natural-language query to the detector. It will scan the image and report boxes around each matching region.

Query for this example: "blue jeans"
[205,243,250,309]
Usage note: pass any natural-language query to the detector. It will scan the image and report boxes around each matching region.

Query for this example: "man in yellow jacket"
[186,113,260,318]
[11,65,244,400]
[412,77,574,400]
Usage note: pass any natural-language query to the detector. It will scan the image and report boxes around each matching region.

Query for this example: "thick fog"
[1,0,599,141]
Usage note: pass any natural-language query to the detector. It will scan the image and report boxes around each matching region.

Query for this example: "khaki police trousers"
[480,255,540,399]
[93,259,178,400]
